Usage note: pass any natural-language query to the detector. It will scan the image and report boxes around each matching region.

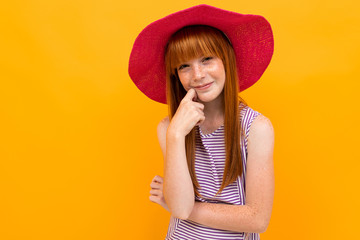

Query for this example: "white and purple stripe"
[165,103,261,240]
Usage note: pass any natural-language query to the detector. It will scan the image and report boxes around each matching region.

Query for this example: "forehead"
[170,40,218,66]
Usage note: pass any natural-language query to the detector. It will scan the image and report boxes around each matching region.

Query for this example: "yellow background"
[1,0,359,239]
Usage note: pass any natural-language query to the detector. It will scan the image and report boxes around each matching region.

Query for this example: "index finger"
[183,88,197,102]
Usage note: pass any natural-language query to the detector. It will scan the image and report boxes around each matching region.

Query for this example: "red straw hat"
[128,4,274,104]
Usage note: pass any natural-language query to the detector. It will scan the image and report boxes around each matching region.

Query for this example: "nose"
[193,63,205,81]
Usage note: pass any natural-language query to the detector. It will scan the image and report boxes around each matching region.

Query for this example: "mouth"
[194,82,213,90]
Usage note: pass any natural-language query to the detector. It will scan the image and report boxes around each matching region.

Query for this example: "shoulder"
[239,103,260,124]
[239,103,264,134]
[248,114,274,154]
[251,114,274,135]
[157,116,170,156]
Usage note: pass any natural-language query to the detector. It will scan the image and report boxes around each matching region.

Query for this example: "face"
[176,56,226,103]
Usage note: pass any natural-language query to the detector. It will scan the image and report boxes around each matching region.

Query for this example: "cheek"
[220,65,226,84]
[211,62,225,78]
[214,66,226,84]
[178,74,190,90]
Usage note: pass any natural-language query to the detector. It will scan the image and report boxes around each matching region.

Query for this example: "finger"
[194,109,205,124]
[196,108,205,116]
[153,175,163,183]
[150,182,163,189]
[150,175,163,187]
[150,182,163,190]
[193,102,204,110]
[196,115,206,126]
[192,89,198,102]
[150,189,162,196]
[150,182,161,189]
[149,195,160,203]
[183,88,197,101]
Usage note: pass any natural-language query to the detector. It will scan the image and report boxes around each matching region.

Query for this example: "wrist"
[166,127,186,140]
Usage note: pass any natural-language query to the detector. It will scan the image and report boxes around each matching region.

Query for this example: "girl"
[129,4,274,240]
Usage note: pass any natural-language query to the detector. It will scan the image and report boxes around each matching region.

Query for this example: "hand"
[149,175,169,212]
[168,88,205,137]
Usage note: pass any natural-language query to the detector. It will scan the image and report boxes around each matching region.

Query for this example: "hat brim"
[129,4,274,104]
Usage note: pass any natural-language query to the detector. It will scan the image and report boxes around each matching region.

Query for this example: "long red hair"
[165,25,247,197]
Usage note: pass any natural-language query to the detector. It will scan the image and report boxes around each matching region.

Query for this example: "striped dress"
[165,103,261,240]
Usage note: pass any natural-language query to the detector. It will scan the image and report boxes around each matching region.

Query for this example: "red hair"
[165,25,247,197]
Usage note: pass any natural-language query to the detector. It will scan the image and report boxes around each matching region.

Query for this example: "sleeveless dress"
[165,103,261,240]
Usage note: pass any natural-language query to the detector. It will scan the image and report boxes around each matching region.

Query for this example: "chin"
[198,96,217,103]
[197,92,222,103]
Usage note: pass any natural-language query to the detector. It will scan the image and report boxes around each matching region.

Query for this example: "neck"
[200,92,225,125]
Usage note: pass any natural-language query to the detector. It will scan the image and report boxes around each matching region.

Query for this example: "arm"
[157,89,205,219]
[157,116,194,219]
[187,114,275,233]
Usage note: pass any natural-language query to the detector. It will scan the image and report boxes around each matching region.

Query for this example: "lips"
[194,82,213,90]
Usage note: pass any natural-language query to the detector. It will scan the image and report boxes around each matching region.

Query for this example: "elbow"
[255,220,269,233]
[169,202,194,220]
[164,188,195,220]
[172,211,191,220]
[245,206,270,233]
[253,215,271,233]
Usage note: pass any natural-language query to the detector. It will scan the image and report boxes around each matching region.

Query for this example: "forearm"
[164,132,194,219]
[187,201,268,233]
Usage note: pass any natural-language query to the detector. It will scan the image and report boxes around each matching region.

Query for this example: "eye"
[202,56,213,62]
[178,64,189,70]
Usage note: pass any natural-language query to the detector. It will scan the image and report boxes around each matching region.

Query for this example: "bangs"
[165,25,227,74]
